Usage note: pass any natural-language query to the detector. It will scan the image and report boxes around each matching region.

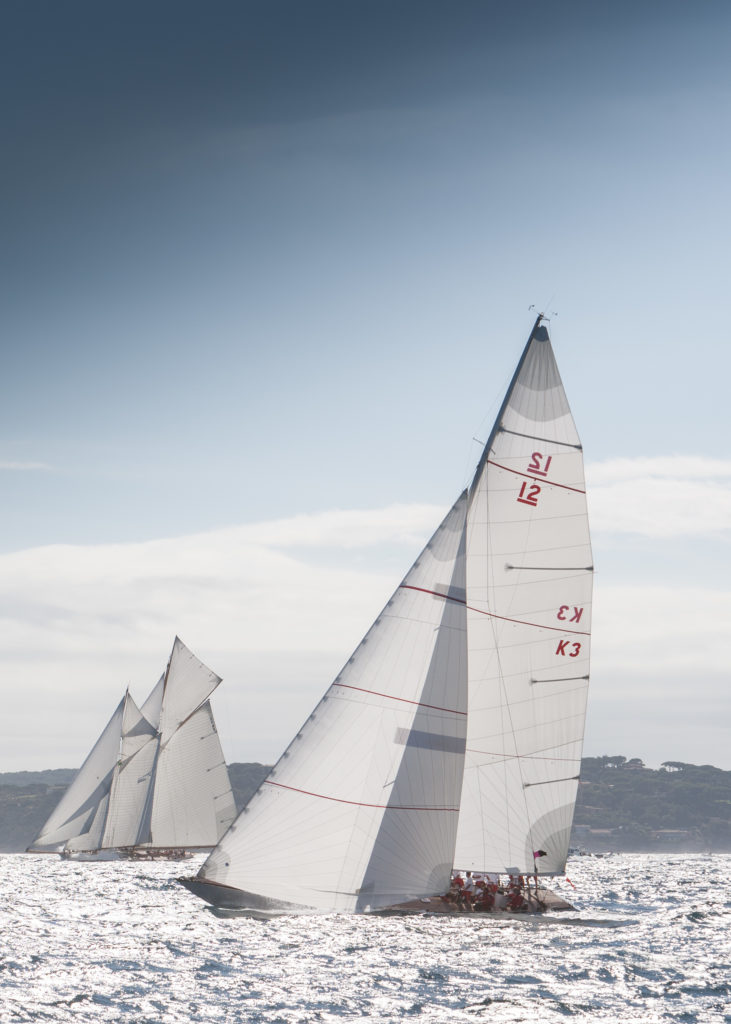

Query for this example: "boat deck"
[376,887,574,916]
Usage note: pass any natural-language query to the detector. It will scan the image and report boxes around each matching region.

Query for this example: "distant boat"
[27,637,237,860]
[180,316,592,916]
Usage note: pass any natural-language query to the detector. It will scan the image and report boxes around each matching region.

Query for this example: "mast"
[469,313,548,497]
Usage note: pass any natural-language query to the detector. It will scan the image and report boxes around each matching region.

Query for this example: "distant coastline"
[2,757,730,855]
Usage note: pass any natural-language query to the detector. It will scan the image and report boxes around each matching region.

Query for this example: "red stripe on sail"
[399,584,590,637]
[487,459,586,494]
[335,682,465,717]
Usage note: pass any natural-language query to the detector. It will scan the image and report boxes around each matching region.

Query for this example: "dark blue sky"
[2,1,731,770]
[3,0,731,546]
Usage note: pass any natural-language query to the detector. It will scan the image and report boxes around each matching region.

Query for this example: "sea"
[1,853,729,1023]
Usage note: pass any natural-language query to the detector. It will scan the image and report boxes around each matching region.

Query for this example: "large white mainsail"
[190,494,469,913]
[454,317,592,877]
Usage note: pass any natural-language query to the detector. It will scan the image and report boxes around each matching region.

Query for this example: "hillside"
[2,757,730,854]
[0,763,270,854]
[574,757,731,851]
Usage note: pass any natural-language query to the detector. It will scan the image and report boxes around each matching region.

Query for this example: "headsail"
[98,692,158,849]
[454,317,593,876]
[27,696,126,852]
[197,493,469,912]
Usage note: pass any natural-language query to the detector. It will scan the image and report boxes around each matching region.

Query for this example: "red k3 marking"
[556,640,582,658]
[557,605,584,623]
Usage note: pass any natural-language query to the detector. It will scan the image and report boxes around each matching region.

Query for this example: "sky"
[2,0,730,773]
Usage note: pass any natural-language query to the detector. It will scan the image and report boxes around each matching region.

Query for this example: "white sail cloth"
[199,494,469,912]
[454,322,593,876]
[127,637,236,850]
[28,697,126,852]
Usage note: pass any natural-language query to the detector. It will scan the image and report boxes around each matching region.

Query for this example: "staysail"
[196,493,469,913]
[454,317,593,877]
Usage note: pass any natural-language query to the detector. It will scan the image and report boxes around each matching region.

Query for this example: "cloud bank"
[587,455,731,537]
[1,456,729,770]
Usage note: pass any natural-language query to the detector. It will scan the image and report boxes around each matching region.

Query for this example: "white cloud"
[1,488,729,772]
[587,455,731,537]
[592,582,731,675]
[0,461,51,471]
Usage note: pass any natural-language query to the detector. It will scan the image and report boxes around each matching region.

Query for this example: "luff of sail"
[454,317,593,877]
[194,493,469,913]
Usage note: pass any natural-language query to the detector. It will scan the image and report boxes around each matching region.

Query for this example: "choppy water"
[1,853,729,1023]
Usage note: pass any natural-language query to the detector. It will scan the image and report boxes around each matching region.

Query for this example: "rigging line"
[264,780,460,812]
[531,674,589,685]
[506,564,593,572]
[523,775,580,789]
[487,459,586,494]
[334,682,466,716]
[497,426,582,450]
[399,584,590,636]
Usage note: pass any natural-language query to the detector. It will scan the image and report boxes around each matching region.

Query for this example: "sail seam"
[486,459,586,493]
[401,584,590,636]
[264,780,460,812]
[334,682,466,716]
[465,748,583,764]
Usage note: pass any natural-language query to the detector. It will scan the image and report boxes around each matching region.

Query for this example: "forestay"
[199,493,469,912]
[454,320,593,877]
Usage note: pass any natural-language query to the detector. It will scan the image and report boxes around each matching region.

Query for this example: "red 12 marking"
[517,481,541,507]
[528,452,552,477]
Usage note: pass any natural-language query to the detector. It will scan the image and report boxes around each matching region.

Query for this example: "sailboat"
[27,637,237,860]
[180,316,592,915]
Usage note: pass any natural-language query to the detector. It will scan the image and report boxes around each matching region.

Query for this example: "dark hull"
[178,876,574,917]
[177,876,317,917]
[375,886,574,916]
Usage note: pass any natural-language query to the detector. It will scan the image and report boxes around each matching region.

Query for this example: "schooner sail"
[28,637,237,858]
[180,316,592,914]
